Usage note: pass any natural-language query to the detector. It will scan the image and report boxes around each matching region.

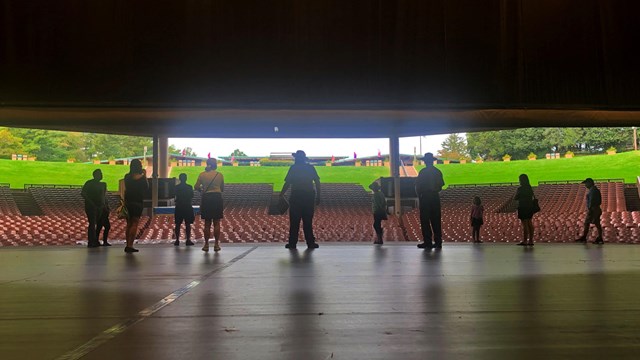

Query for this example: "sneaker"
[575,236,587,243]
[87,242,101,248]
[102,242,111,247]
[202,244,209,252]
[307,243,319,249]
[285,243,297,250]
[185,240,195,246]
[124,247,139,253]
[417,242,432,249]
[173,240,180,246]
[214,244,221,252]
[592,237,604,244]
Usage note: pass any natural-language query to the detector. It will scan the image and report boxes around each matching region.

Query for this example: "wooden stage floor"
[1,243,640,359]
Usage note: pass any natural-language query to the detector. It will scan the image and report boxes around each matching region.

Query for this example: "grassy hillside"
[1,151,638,190]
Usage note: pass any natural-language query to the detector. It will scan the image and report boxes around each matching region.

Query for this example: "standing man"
[81,169,109,248]
[174,173,195,246]
[281,150,321,250]
[415,153,445,250]
[575,178,604,244]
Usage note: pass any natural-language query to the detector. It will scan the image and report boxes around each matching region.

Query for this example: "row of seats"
[1,182,639,246]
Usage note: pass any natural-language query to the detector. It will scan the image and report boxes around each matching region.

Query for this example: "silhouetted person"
[174,173,195,246]
[95,185,111,247]
[195,158,224,252]
[470,196,484,243]
[369,180,387,245]
[415,153,445,250]
[124,159,148,253]
[281,150,321,250]
[514,174,535,246]
[81,169,108,248]
[575,178,604,244]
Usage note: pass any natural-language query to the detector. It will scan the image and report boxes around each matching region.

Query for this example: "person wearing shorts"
[195,158,224,252]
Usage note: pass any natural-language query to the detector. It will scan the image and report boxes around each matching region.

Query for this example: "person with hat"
[575,178,604,244]
[415,152,445,250]
[280,150,321,249]
[369,180,387,245]
[195,158,224,252]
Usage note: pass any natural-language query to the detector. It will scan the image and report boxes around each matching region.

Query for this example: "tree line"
[439,127,634,161]
[0,128,153,162]
[0,126,634,162]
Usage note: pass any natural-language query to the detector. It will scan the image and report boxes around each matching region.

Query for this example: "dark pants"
[85,206,100,246]
[95,208,110,242]
[373,213,385,236]
[419,193,442,246]
[288,192,316,246]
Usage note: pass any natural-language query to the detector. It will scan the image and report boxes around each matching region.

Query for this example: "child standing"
[470,196,484,243]
[369,181,387,244]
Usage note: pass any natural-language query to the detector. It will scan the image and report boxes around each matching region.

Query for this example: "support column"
[152,135,159,214]
[389,136,402,217]
[159,137,169,178]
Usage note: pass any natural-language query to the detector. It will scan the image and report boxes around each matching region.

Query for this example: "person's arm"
[314,178,321,205]
[194,174,203,192]
[280,182,290,197]
[219,174,224,193]
[280,167,292,197]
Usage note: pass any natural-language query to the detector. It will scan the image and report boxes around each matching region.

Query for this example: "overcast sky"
[168,134,456,158]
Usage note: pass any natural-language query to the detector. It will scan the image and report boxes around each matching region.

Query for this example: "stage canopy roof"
[1,0,639,138]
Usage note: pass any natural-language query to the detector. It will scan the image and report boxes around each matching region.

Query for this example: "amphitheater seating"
[1,181,640,246]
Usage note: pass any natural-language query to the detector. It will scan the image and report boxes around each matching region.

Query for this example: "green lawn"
[418,151,640,186]
[1,151,638,191]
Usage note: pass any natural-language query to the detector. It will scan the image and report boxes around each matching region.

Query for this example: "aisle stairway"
[11,189,43,216]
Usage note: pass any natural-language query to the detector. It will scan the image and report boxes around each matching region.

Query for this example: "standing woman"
[195,158,224,252]
[514,174,535,246]
[124,159,148,253]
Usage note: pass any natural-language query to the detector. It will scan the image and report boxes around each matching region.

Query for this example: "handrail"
[0,183,10,187]
[448,182,519,188]
[24,184,83,189]
[400,160,408,177]
[538,178,624,184]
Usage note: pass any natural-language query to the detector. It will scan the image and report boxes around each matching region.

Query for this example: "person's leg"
[125,216,140,251]
[203,219,212,251]
[301,198,316,247]
[526,220,534,244]
[85,207,99,247]
[518,219,528,245]
[577,212,590,242]
[213,219,222,251]
[430,199,442,248]
[373,215,383,243]
[418,202,433,248]
[594,221,603,242]
[102,213,111,245]
[476,225,482,243]
[185,222,193,245]
[288,198,302,248]
[174,218,182,245]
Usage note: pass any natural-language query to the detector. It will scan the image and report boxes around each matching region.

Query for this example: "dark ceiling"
[1,0,639,137]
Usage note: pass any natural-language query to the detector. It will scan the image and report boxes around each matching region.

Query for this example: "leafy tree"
[437,133,467,160]
[168,145,197,156]
[10,128,68,161]
[230,149,247,157]
[0,128,24,159]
